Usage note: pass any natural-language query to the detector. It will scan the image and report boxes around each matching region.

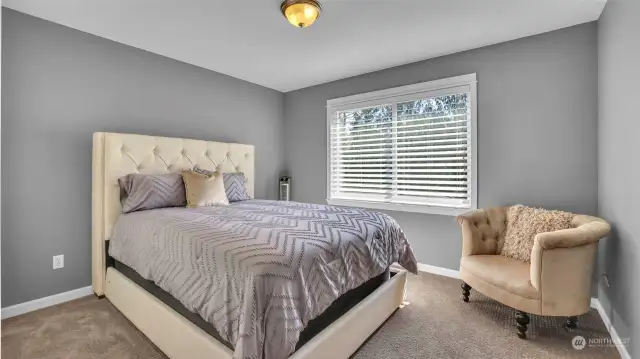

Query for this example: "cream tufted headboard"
[92,132,255,295]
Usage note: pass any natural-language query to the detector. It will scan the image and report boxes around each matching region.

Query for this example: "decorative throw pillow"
[500,205,574,263]
[192,166,251,202]
[118,172,186,213]
[222,172,252,202]
[192,166,214,177]
[182,170,229,208]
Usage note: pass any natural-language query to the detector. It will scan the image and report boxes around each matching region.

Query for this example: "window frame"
[325,73,478,216]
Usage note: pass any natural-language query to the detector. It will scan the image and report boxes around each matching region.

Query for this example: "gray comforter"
[109,200,417,359]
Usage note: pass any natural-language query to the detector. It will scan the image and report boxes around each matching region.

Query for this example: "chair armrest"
[457,208,505,256]
[528,215,609,315]
[534,216,610,250]
[457,210,484,256]
[529,241,598,315]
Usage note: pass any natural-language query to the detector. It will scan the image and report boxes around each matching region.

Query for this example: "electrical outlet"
[53,255,64,269]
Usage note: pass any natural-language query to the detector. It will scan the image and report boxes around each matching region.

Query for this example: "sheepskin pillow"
[500,205,574,263]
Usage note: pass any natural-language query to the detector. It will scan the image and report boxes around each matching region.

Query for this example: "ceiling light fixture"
[280,0,322,28]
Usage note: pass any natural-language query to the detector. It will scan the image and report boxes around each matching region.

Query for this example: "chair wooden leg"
[515,310,530,339]
[566,316,578,329]
[461,282,471,302]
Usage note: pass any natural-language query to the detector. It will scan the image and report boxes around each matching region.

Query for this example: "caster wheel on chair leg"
[566,316,578,329]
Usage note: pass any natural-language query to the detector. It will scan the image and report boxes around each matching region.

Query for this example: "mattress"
[112,258,391,351]
[109,200,417,359]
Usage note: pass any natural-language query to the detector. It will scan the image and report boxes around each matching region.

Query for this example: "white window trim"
[325,73,478,216]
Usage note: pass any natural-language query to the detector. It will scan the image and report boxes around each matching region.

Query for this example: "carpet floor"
[2,272,620,359]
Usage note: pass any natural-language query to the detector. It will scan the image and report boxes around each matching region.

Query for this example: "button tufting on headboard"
[95,132,255,241]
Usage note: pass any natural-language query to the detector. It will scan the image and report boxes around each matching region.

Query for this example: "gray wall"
[284,23,599,268]
[597,0,639,356]
[1,9,285,307]
[0,8,605,313]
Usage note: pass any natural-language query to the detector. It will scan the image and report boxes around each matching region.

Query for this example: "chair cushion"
[460,255,540,299]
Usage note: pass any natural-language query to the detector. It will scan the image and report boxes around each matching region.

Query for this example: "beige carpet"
[2,272,620,359]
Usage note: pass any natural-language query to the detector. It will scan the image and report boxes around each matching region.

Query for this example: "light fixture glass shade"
[281,1,321,28]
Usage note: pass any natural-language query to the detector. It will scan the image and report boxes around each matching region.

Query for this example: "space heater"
[279,176,291,201]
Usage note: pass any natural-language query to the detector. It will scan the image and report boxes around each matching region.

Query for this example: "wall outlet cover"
[53,255,64,269]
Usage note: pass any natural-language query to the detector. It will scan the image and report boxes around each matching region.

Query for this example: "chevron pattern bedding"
[109,200,417,359]
[118,172,186,213]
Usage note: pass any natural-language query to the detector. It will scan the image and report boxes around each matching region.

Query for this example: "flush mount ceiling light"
[280,0,322,28]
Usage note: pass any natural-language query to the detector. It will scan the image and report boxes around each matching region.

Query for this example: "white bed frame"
[92,132,408,359]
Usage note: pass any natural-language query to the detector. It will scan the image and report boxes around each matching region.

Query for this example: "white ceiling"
[4,0,606,92]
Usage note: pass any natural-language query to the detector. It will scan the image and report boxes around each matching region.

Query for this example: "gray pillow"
[118,172,187,213]
[192,166,251,202]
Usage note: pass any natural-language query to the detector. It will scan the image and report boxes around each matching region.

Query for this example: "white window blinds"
[327,74,477,215]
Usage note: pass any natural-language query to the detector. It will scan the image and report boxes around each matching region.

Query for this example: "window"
[326,74,477,215]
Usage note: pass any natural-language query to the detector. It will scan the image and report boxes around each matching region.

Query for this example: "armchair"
[456,207,610,339]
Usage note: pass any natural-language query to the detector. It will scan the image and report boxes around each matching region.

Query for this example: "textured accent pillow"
[192,166,251,202]
[192,166,215,177]
[118,172,186,213]
[500,205,574,263]
[182,170,229,208]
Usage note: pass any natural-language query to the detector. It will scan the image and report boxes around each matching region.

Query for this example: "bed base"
[105,267,408,359]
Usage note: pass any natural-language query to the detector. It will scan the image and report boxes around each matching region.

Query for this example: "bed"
[92,132,416,359]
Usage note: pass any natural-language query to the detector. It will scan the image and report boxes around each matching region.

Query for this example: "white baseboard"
[590,298,631,359]
[1,286,93,320]
[393,262,461,279]
[416,262,460,279]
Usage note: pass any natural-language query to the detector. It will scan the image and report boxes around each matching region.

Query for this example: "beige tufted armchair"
[456,207,610,339]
